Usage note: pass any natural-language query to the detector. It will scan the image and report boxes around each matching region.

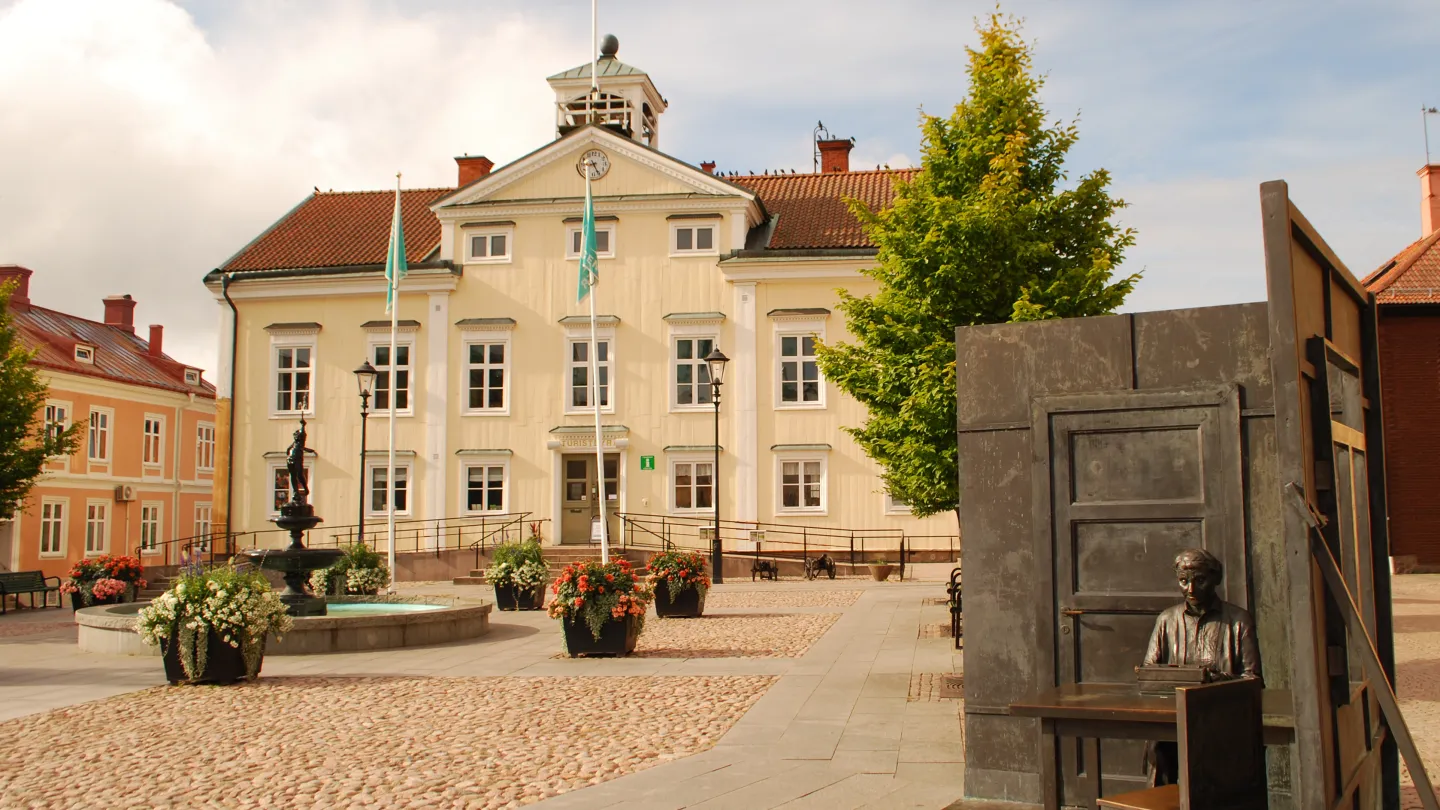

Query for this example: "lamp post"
[353,360,378,546]
[703,347,730,585]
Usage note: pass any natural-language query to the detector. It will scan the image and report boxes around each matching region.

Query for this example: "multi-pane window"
[465,341,507,411]
[88,410,110,461]
[674,337,714,407]
[275,345,313,413]
[272,465,310,512]
[568,227,613,257]
[672,224,716,254]
[196,424,216,471]
[780,460,824,511]
[85,501,108,554]
[372,344,411,412]
[39,500,65,556]
[44,403,69,446]
[779,334,822,404]
[467,231,510,262]
[140,503,161,554]
[569,340,611,409]
[142,416,163,467]
[369,465,410,514]
[465,465,506,512]
[673,461,714,511]
[194,504,213,552]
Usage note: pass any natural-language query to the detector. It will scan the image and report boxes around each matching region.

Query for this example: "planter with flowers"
[647,550,711,618]
[486,539,549,611]
[60,554,146,610]
[308,542,391,597]
[135,564,292,685]
[548,559,651,657]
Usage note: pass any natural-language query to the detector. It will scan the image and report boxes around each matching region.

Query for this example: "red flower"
[605,574,614,582]
[573,597,583,607]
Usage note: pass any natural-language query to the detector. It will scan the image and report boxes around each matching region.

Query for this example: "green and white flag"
[384,180,408,314]
[576,172,598,302]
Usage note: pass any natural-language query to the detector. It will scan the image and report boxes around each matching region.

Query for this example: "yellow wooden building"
[205,43,956,564]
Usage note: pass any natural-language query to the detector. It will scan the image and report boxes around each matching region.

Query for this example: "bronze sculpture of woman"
[285,415,309,506]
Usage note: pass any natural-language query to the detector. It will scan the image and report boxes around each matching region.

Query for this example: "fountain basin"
[75,596,492,656]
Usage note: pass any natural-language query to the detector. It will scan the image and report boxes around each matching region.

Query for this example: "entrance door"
[560,453,619,544]
[1039,387,1245,805]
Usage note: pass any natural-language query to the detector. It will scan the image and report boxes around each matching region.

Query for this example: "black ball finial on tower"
[600,34,619,58]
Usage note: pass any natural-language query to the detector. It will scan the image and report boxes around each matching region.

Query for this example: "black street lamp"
[703,347,730,584]
[354,360,378,545]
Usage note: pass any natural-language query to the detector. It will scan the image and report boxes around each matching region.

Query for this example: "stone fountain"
[239,415,342,616]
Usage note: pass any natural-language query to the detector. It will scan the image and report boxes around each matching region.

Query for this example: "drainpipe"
[221,274,239,542]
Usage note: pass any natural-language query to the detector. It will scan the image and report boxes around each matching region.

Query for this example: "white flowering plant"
[484,539,548,588]
[135,564,292,681]
[309,542,391,596]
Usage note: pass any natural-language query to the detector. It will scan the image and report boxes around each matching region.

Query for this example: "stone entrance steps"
[137,576,171,601]
[451,545,648,585]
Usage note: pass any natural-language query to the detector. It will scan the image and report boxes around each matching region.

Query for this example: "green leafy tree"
[0,282,81,516]
[815,14,1140,526]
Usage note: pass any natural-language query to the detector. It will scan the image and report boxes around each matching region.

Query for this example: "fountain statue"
[239,414,343,616]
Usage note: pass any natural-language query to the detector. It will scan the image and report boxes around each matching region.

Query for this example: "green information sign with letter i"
[640,455,655,471]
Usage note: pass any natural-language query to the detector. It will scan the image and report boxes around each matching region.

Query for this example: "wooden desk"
[1008,684,1293,809]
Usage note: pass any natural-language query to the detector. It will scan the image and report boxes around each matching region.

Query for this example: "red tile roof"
[15,306,215,397]
[222,188,453,273]
[731,169,916,249]
[1364,229,1440,304]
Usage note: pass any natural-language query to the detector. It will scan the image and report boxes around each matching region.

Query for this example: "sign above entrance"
[547,425,630,451]
[640,455,655,470]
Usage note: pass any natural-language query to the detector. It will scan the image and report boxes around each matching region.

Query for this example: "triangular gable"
[433,125,757,211]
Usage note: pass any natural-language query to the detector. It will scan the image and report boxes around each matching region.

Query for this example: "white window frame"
[564,327,616,415]
[668,324,718,413]
[184,369,201,385]
[368,337,415,417]
[84,499,109,555]
[884,493,915,516]
[463,226,514,264]
[668,453,716,515]
[74,344,94,364]
[461,460,509,514]
[267,460,313,517]
[87,407,113,463]
[194,503,213,552]
[669,220,720,257]
[565,223,615,259]
[774,453,828,515]
[270,337,316,417]
[366,462,412,517]
[462,335,511,416]
[44,400,71,461]
[774,319,827,410]
[142,413,165,473]
[196,422,216,472]
[39,497,66,557]
[139,501,163,555]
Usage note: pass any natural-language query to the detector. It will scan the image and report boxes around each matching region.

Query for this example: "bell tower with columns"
[547,35,668,149]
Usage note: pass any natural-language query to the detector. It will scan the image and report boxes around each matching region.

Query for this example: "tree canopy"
[815,14,1140,522]
[0,282,80,517]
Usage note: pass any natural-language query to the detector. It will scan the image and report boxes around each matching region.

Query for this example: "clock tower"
[547,35,667,149]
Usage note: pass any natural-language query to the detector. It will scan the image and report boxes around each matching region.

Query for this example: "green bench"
[0,570,62,614]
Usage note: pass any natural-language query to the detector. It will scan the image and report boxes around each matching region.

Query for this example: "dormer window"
[184,369,200,385]
[74,345,94,364]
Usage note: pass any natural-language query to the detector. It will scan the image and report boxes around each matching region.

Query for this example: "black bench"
[947,566,962,648]
[0,570,62,614]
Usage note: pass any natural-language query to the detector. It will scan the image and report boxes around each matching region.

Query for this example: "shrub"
[548,559,651,640]
[135,564,291,680]
[646,550,711,602]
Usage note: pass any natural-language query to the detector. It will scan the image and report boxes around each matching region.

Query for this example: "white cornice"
[719,263,869,282]
[435,197,753,223]
[209,272,460,301]
[40,371,217,410]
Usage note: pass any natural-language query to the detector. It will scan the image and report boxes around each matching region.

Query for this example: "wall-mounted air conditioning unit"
[114,485,135,503]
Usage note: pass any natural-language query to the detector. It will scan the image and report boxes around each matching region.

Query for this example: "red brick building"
[1363,164,1440,564]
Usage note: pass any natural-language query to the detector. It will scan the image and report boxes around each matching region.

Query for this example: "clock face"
[577,149,611,180]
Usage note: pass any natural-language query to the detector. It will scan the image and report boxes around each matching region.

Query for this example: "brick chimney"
[700,161,716,175]
[148,324,164,358]
[818,138,854,173]
[456,155,495,187]
[1422,164,1440,236]
[103,294,136,334]
[0,265,33,312]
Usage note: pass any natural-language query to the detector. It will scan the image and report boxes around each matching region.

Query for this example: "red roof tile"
[731,169,916,249]
[1364,229,1440,304]
[222,188,453,272]
[15,306,215,397]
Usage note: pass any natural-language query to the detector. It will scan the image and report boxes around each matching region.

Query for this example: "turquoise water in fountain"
[324,603,446,616]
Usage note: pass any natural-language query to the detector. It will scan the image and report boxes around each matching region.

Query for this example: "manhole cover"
[921,596,949,606]
[918,622,951,639]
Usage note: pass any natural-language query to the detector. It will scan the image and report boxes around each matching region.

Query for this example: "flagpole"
[591,0,598,97]
[584,166,609,564]
[386,172,400,590]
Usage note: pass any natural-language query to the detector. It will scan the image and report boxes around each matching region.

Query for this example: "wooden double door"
[560,453,619,544]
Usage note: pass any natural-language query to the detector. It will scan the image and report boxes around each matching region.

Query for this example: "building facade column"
[425,291,450,547]
[732,281,758,523]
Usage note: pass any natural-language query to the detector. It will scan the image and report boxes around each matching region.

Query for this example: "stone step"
[451,576,488,586]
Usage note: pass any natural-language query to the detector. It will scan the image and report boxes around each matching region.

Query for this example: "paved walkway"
[0,578,965,809]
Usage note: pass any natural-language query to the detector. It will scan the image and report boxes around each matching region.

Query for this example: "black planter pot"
[160,629,259,685]
[494,583,545,611]
[562,615,639,657]
[653,581,706,618]
[69,587,131,611]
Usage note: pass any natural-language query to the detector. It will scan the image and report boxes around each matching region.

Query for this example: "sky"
[0,0,1436,376]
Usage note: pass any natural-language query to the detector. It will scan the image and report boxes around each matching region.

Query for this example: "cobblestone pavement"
[705,589,864,609]
[1392,576,1440,806]
[0,675,774,809]
[0,620,74,639]
[635,613,842,658]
